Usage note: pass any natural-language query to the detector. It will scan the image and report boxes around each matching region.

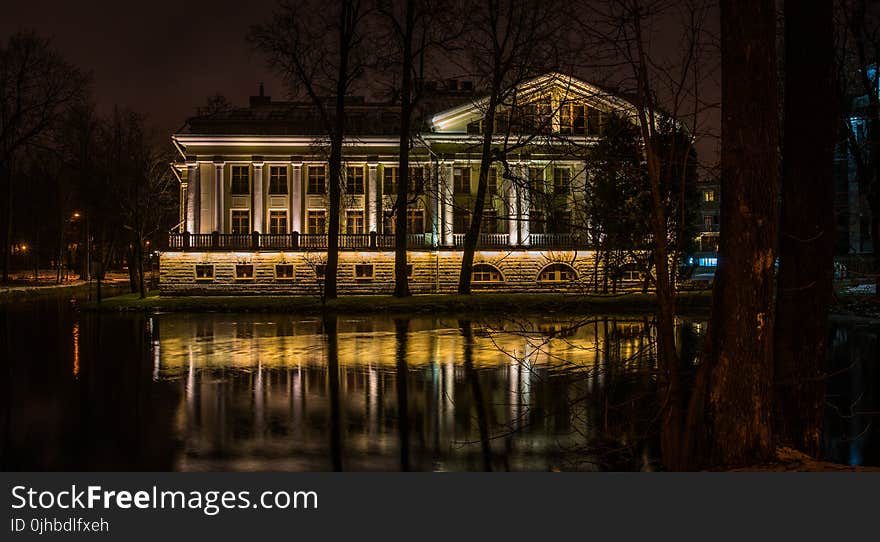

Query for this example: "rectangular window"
[269,166,288,194]
[454,167,471,194]
[275,264,295,280]
[307,165,326,194]
[346,166,365,194]
[407,209,424,233]
[307,209,326,234]
[231,210,250,234]
[346,210,365,234]
[354,264,374,279]
[553,168,570,195]
[481,210,498,233]
[704,189,716,203]
[382,208,395,234]
[529,167,544,192]
[235,264,254,280]
[487,168,498,194]
[269,210,288,234]
[383,166,397,195]
[194,264,214,281]
[231,165,250,194]
[561,102,586,135]
[409,166,425,194]
[453,208,471,233]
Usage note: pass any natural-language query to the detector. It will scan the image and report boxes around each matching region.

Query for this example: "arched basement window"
[538,262,577,282]
[472,263,504,283]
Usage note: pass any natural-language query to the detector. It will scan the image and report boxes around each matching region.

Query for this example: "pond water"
[1,296,877,471]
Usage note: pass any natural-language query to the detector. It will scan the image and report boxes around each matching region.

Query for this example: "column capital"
[185,156,198,167]
[213,157,225,166]
[289,155,304,167]
[367,155,379,167]
[252,156,265,167]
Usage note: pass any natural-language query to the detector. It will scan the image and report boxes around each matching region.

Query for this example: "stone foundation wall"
[159,249,638,295]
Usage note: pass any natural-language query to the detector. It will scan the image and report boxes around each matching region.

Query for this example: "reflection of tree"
[323,314,343,471]
[394,318,410,471]
[460,320,492,471]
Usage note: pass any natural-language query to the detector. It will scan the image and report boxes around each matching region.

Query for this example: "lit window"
[472,263,502,282]
[704,190,716,203]
[275,264,294,280]
[269,210,288,234]
[383,166,397,195]
[231,165,250,194]
[620,266,642,281]
[407,209,424,233]
[307,210,326,234]
[235,264,254,280]
[269,166,288,194]
[538,263,577,282]
[194,264,214,281]
[231,210,250,234]
[698,257,718,267]
[553,168,570,195]
[346,166,364,194]
[307,165,326,194]
[354,264,374,279]
[346,210,365,234]
[454,167,471,194]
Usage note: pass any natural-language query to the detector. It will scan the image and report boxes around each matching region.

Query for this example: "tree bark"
[774,0,836,456]
[691,0,779,467]
[393,0,414,298]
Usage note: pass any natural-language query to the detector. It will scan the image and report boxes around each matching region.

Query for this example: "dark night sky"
[1,0,284,140]
[3,1,720,166]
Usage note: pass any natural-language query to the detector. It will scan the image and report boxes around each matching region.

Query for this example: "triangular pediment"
[430,72,636,133]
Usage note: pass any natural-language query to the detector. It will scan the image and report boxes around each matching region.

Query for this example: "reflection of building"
[161,73,650,294]
[154,314,659,471]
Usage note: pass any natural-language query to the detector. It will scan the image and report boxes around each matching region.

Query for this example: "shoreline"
[88,290,714,316]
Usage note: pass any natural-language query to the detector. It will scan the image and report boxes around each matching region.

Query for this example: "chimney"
[249,82,271,106]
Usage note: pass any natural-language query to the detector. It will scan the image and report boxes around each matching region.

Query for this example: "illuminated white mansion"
[161,73,644,294]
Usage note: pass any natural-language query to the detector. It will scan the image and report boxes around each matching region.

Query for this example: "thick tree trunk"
[458,98,498,294]
[692,0,779,467]
[774,0,836,456]
[393,0,414,298]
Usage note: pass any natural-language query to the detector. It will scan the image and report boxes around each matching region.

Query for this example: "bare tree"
[375,0,460,297]
[455,0,564,294]
[250,0,369,300]
[0,31,87,282]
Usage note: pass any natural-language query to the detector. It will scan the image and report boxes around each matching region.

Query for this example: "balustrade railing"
[168,231,590,251]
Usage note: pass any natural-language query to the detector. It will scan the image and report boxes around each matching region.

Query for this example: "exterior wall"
[159,250,616,295]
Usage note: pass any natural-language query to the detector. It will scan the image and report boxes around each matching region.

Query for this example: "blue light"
[698,257,717,267]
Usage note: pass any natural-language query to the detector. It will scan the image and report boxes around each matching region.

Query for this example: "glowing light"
[72,321,80,378]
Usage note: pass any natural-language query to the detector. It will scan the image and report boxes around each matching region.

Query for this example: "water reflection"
[1,298,877,471]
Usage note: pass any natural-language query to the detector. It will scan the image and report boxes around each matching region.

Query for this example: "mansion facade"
[161,73,642,294]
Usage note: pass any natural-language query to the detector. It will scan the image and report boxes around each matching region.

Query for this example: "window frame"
[230,209,251,234]
[454,167,471,195]
[346,166,365,194]
[194,264,214,281]
[235,263,255,281]
[307,209,327,234]
[269,210,288,235]
[275,263,295,281]
[354,263,374,280]
[538,262,578,283]
[268,165,288,195]
[230,165,250,195]
[471,263,503,283]
[307,165,326,195]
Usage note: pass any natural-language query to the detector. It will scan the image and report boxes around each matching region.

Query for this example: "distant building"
[160,73,670,294]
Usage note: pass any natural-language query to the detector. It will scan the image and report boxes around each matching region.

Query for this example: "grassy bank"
[90,290,712,315]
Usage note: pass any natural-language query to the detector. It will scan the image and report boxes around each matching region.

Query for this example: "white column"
[214,161,225,233]
[290,159,303,232]
[507,175,518,246]
[442,164,454,246]
[185,161,198,233]
[367,159,378,233]
[519,167,530,246]
[253,159,264,233]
